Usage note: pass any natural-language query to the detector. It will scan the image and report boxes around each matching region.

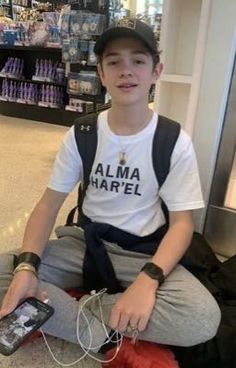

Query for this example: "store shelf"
[0,100,85,126]
[0,45,61,52]
[0,74,66,86]
[154,0,212,135]
[0,2,109,126]
[160,74,192,84]
[162,0,202,76]
[1,3,11,7]
[158,82,190,126]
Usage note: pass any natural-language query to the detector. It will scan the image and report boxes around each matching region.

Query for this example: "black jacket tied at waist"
[80,214,168,294]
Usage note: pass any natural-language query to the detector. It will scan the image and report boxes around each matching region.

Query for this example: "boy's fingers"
[108,307,120,331]
[0,302,17,320]
[38,290,49,303]
[0,290,22,319]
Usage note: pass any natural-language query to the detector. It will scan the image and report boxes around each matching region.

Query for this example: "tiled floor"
[0,115,100,367]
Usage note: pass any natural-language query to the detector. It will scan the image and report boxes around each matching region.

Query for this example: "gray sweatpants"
[0,226,221,351]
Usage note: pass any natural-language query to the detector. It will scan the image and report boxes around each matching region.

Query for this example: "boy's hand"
[0,271,38,319]
[108,273,158,333]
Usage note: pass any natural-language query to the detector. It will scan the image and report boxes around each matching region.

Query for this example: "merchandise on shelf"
[87,40,97,66]
[0,57,24,78]
[0,12,61,47]
[60,10,106,39]
[32,59,66,85]
[67,71,101,96]
[41,11,60,46]
[0,79,37,104]
[0,78,64,108]
[62,37,81,63]
[61,38,96,65]
[38,84,63,109]
[65,97,93,113]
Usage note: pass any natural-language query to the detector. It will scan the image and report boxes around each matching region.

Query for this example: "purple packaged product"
[35,85,38,103]
[23,82,28,101]
[27,84,32,103]
[13,82,17,99]
[4,57,13,74]
[39,59,44,77]
[43,59,47,78]
[35,59,40,76]
[5,80,9,97]
[9,81,13,99]
[9,58,14,74]
[19,59,24,76]
[49,85,54,104]
[46,60,51,79]
[1,80,7,98]
[31,85,35,103]
[5,58,9,73]
[34,85,38,104]
[45,85,50,103]
[19,82,24,99]
[41,84,45,103]
[51,61,55,79]
[11,58,18,76]
[15,58,21,76]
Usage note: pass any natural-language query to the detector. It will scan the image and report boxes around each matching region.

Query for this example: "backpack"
[66,112,181,226]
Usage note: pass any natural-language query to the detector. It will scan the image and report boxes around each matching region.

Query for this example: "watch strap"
[141,262,165,285]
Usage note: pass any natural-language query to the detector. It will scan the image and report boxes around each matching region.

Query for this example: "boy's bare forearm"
[150,211,194,278]
[20,188,68,257]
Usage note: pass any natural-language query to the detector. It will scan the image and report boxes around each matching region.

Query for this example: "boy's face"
[97,37,162,107]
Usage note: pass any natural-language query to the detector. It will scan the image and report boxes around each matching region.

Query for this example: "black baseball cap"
[94,18,158,56]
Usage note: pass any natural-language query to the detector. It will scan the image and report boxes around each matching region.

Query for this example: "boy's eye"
[134,59,146,64]
[106,60,118,66]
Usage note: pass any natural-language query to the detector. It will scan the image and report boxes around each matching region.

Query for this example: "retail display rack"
[0,0,125,126]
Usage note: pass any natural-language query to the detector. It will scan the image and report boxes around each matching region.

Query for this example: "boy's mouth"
[117,83,138,90]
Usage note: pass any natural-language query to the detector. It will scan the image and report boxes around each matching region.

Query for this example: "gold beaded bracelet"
[13,262,38,278]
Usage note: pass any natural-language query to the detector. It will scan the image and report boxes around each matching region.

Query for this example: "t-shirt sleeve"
[159,129,204,211]
[47,126,83,193]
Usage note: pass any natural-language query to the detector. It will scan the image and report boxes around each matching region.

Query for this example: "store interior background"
[0,0,236,367]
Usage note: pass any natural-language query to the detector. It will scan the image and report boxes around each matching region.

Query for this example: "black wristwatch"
[16,252,41,271]
[141,262,165,285]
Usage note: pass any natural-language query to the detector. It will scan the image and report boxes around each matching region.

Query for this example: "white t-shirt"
[48,110,204,236]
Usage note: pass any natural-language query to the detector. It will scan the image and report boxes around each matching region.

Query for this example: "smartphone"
[0,297,54,356]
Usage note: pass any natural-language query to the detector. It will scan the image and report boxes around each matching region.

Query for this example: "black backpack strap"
[66,112,98,226]
[152,115,181,223]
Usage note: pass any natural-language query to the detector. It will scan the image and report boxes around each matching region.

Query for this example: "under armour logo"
[80,124,91,132]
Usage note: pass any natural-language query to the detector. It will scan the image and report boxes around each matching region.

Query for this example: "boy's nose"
[120,70,133,77]
[118,61,133,77]
[119,66,133,77]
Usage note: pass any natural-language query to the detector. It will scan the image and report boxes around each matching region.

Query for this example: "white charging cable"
[40,288,123,366]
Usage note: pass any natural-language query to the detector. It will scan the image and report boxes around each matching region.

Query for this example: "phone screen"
[0,297,54,356]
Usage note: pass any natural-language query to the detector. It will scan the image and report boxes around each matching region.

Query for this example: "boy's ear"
[97,63,106,87]
[152,62,163,83]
